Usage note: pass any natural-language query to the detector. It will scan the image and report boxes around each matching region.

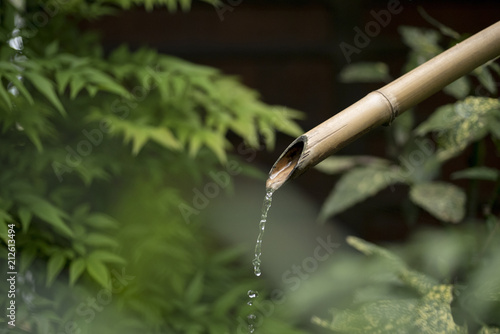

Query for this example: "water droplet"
[247,290,259,299]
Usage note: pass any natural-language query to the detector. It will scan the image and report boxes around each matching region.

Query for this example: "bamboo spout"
[267,20,500,191]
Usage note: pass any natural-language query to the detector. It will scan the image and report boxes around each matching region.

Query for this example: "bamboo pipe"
[267,21,500,191]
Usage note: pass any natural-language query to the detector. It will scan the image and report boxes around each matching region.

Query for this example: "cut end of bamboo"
[266,136,306,191]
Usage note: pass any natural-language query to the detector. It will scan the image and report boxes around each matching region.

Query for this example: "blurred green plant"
[314,12,500,333]
[0,1,305,333]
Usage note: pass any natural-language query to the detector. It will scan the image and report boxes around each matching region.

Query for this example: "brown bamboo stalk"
[267,21,500,191]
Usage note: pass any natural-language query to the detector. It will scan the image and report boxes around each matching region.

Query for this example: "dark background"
[83,0,500,242]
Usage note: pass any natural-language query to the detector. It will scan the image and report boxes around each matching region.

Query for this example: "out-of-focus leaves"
[417,7,461,40]
[452,167,500,181]
[69,258,86,286]
[86,253,110,288]
[314,237,464,333]
[399,26,442,72]
[473,64,498,95]
[24,72,66,115]
[315,156,390,175]
[409,182,466,223]
[392,109,415,147]
[443,76,470,99]
[14,193,73,237]
[339,62,391,83]
[88,250,126,265]
[319,165,404,221]
[185,271,204,305]
[0,210,12,243]
[415,97,500,161]
[46,253,66,287]
[83,233,120,248]
[18,207,32,232]
[84,213,119,229]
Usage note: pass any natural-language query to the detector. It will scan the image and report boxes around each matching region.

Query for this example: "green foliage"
[409,182,466,223]
[0,1,304,333]
[313,237,465,334]
[339,62,391,83]
[319,164,403,221]
[317,14,500,334]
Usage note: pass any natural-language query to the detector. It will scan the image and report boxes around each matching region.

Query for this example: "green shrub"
[0,1,305,333]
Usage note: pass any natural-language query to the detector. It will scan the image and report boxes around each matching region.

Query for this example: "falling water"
[246,290,259,333]
[251,188,274,277]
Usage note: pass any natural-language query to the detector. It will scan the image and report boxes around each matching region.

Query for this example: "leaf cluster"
[0,1,304,333]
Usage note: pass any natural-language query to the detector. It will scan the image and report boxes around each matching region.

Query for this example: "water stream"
[251,187,274,277]
[246,187,275,333]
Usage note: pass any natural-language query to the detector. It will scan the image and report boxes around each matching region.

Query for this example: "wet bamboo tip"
[266,136,306,191]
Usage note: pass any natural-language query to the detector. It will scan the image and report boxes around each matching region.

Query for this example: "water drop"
[247,290,259,299]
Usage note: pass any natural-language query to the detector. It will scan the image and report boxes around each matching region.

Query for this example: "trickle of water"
[246,290,260,333]
[252,188,274,277]
[247,289,259,306]
[247,314,257,333]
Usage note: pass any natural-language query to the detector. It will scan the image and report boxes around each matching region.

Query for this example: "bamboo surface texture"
[267,20,500,191]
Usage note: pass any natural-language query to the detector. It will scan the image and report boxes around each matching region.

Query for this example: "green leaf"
[89,250,126,264]
[347,236,406,270]
[14,193,73,237]
[415,97,500,161]
[83,233,120,248]
[443,76,470,99]
[0,76,12,109]
[319,166,403,221]
[149,127,181,151]
[70,75,86,99]
[46,252,66,287]
[86,255,110,288]
[399,26,442,69]
[85,213,119,229]
[315,156,389,175]
[473,64,497,95]
[55,70,72,94]
[392,109,414,147]
[451,167,499,181]
[24,72,66,115]
[417,7,461,40]
[18,207,32,233]
[313,284,462,333]
[317,236,463,333]
[20,247,37,273]
[409,182,466,223]
[4,73,34,105]
[0,211,11,243]
[69,258,86,286]
[82,67,130,98]
[185,271,204,305]
[339,62,391,83]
